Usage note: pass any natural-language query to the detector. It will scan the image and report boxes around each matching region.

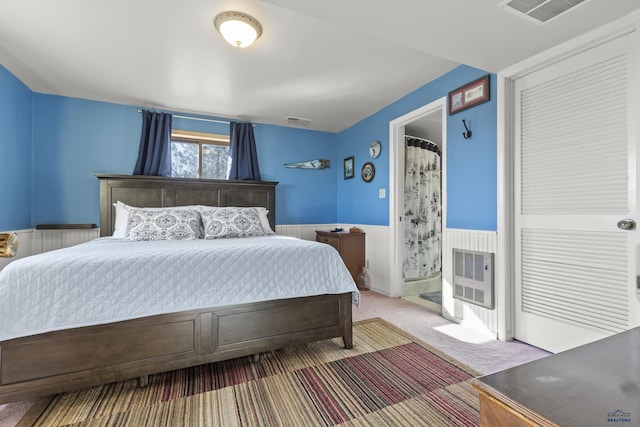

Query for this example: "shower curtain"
[403,136,441,280]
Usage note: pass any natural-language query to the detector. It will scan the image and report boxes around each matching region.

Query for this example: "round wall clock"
[369,140,381,158]
[361,162,375,182]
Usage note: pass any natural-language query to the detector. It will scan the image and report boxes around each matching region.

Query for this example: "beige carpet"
[353,291,549,375]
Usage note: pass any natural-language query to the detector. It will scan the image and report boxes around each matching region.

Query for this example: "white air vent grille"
[285,116,311,126]
[500,0,589,24]
[453,249,495,309]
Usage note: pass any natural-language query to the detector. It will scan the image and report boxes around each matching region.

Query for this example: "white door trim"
[496,10,640,342]
[389,97,447,298]
[495,74,515,341]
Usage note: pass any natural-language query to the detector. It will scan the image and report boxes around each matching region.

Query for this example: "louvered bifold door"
[514,32,639,353]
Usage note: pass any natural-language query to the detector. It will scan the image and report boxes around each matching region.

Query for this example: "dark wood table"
[472,327,640,426]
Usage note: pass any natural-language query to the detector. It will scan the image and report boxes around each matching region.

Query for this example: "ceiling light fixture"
[214,11,262,48]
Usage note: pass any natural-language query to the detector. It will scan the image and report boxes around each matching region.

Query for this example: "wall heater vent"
[453,249,495,309]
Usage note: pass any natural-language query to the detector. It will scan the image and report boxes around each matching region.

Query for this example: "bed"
[0,174,358,404]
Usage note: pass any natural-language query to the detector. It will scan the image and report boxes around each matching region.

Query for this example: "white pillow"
[254,207,275,234]
[123,208,203,241]
[197,205,274,234]
[112,201,131,239]
[200,207,268,239]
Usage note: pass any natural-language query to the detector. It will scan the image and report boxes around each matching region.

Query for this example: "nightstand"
[315,231,365,284]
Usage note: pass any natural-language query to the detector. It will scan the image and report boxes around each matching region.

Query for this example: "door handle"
[617,219,636,230]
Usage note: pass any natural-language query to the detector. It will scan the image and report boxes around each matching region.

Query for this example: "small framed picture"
[448,75,490,115]
[344,156,354,179]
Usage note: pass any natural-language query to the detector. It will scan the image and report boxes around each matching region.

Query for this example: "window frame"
[171,130,230,179]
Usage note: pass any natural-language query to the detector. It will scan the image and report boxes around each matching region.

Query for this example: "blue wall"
[445,70,497,230]
[0,65,32,231]
[254,125,337,224]
[336,65,497,231]
[1,64,497,231]
[31,96,140,226]
[28,95,337,227]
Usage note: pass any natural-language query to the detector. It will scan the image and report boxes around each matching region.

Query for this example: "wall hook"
[462,119,472,139]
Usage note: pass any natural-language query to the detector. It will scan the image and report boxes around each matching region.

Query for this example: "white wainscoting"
[275,224,328,241]
[35,228,101,253]
[442,228,498,336]
[0,228,100,271]
[341,225,391,295]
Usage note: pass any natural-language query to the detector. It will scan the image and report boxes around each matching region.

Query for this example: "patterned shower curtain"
[403,137,441,280]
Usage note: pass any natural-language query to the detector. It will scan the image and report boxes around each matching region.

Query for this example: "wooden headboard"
[96,174,278,237]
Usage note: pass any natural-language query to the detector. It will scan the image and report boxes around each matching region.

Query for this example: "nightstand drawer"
[316,234,340,250]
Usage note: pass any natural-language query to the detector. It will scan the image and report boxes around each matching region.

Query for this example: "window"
[171,130,230,179]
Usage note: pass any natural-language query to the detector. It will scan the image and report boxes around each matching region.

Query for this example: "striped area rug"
[18,318,481,426]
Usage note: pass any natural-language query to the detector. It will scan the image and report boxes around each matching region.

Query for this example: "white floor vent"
[499,0,589,24]
[453,249,495,309]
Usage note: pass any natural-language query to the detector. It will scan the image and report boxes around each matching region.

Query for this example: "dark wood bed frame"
[0,174,353,404]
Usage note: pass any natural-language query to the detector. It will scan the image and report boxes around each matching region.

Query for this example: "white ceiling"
[1,0,638,132]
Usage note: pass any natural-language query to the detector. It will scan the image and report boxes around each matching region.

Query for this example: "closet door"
[514,32,640,353]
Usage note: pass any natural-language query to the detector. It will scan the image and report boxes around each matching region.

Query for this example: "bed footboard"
[0,293,353,404]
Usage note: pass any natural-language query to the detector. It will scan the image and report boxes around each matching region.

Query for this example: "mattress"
[0,236,359,342]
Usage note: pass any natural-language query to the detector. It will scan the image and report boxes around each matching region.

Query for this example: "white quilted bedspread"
[0,236,359,342]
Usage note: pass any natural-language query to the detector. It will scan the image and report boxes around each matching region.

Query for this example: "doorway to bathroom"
[389,98,446,313]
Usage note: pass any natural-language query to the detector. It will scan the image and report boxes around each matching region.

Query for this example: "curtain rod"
[405,134,438,145]
[137,110,254,126]
[174,114,230,125]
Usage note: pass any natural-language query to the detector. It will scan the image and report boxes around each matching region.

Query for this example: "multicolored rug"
[18,318,481,426]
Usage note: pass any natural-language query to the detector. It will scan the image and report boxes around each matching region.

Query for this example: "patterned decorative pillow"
[200,207,267,239]
[113,202,201,239]
[123,209,203,241]
[197,205,274,234]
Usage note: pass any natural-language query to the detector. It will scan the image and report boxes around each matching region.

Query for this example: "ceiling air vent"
[499,0,589,24]
[285,116,311,126]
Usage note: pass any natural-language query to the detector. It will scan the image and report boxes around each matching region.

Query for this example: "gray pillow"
[201,207,266,239]
[124,209,203,241]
